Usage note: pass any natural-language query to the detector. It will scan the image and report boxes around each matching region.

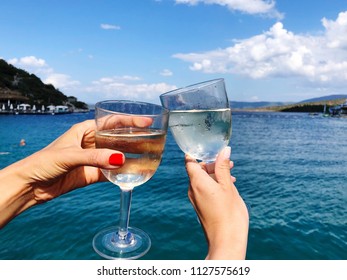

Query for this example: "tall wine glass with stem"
[93,100,169,259]
[160,78,231,162]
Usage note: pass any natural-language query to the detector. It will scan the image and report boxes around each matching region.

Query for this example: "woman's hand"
[24,120,125,201]
[185,147,249,260]
[0,120,124,228]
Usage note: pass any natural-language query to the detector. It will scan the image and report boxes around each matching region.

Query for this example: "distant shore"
[0,109,90,115]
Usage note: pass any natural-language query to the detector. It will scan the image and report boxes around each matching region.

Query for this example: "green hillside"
[0,59,87,109]
[235,95,345,113]
[258,98,346,113]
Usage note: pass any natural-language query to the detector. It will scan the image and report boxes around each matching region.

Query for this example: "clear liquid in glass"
[169,108,231,161]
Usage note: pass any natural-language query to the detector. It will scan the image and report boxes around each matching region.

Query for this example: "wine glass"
[160,78,231,162]
[93,100,169,259]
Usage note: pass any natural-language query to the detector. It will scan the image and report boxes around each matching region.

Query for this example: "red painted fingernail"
[109,153,124,166]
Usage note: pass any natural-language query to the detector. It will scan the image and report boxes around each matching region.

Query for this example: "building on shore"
[0,88,30,110]
[47,105,70,113]
[0,88,73,115]
[0,87,89,115]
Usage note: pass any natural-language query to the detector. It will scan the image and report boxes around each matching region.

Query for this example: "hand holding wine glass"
[185,146,249,259]
[93,100,169,259]
[160,78,248,259]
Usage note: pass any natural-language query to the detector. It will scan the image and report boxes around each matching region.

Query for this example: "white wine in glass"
[93,100,169,260]
[96,128,166,190]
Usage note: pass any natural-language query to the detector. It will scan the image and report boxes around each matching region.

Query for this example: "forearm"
[0,161,37,229]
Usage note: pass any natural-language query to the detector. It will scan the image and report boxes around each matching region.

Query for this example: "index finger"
[96,114,153,131]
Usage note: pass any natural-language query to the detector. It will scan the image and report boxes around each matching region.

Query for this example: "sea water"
[0,111,346,260]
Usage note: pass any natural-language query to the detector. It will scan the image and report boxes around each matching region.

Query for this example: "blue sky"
[1,0,347,104]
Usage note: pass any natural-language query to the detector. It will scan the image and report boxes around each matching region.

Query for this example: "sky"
[1,0,347,104]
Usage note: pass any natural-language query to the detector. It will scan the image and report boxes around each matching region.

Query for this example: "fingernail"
[222,146,231,160]
[109,153,124,166]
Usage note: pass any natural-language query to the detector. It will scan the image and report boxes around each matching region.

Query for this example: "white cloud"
[100,23,121,30]
[8,56,47,68]
[173,11,347,88]
[175,0,283,19]
[86,75,176,102]
[322,11,347,49]
[6,56,175,103]
[160,69,173,76]
[250,96,260,101]
[44,73,80,89]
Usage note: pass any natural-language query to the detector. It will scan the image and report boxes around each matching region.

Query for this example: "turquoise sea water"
[0,111,346,260]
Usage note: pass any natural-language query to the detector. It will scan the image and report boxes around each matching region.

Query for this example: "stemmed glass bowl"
[160,78,231,162]
[93,100,169,259]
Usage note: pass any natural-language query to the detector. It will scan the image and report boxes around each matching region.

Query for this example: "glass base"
[92,226,151,260]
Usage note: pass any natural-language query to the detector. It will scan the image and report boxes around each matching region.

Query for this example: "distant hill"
[0,59,88,110]
[299,94,347,103]
[250,95,346,113]
[230,94,347,113]
[230,101,290,109]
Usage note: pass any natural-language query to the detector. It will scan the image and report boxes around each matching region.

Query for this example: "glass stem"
[118,189,133,239]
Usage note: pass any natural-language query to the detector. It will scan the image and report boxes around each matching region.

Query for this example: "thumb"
[65,148,125,170]
[214,146,232,187]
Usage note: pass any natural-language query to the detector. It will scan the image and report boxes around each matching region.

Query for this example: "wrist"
[0,160,37,229]
[206,238,248,260]
[205,223,249,260]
